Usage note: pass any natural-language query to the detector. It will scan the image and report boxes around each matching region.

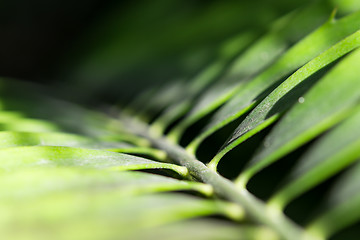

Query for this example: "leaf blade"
[235,47,360,187]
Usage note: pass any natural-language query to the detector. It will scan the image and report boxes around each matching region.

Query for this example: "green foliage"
[3,0,360,239]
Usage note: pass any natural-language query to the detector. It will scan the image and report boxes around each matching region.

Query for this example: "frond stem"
[119,113,321,240]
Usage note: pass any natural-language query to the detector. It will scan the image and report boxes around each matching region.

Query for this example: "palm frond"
[2,0,360,239]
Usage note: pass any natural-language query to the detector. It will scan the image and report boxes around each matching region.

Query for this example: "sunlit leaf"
[306,162,360,239]
[187,10,360,155]
[0,168,213,200]
[0,192,243,240]
[268,107,360,209]
[209,29,360,169]
[167,3,342,143]
[0,146,189,177]
[235,48,360,187]
[130,220,278,240]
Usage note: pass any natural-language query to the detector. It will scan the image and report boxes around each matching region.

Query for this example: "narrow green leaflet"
[187,10,360,155]
[0,92,152,148]
[150,32,256,135]
[208,30,360,169]
[268,107,360,210]
[106,146,167,161]
[0,146,189,177]
[189,32,257,94]
[150,100,192,137]
[0,131,166,161]
[124,87,159,116]
[0,131,92,147]
[0,92,113,138]
[333,0,360,14]
[235,48,360,187]
[132,80,187,120]
[0,111,24,121]
[100,130,152,147]
[306,162,360,239]
[0,168,213,200]
[0,113,59,132]
[167,2,340,143]
[130,220,278,240]
[0,192,243,240]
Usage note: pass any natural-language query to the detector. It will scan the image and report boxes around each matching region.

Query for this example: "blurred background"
[0,0,322,103]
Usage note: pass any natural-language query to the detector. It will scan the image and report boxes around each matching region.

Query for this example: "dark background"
[0,0,115,81]
[0,0,314,102]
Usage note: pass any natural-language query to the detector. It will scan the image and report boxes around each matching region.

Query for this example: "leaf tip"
[328,8,338,23]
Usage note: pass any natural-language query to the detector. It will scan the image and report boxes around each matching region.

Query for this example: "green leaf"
[130,220,278,240]
[0,192,243,240]
[268,107,360,209]
[235,47,360,187]
[0,117,59,132]
[167,3,341,143]
[306,162,360,239]
[133,80,187,120]
[150,32,256,135]
[0,92,113,138]
[0,131,166,161]
[208,29,360,169]
[187,10,360,155]
[0,131,92,147]
[0,146,189,177]
[0,168,213,200]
